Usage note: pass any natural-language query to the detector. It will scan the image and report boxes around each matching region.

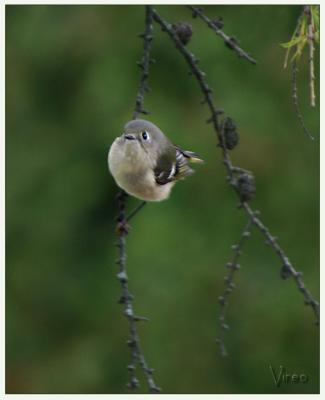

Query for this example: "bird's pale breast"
[108,137,174,201]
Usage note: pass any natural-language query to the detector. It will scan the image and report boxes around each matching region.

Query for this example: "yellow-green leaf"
[280,36,303,48]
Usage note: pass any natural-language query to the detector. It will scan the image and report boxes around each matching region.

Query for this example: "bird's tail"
[180,149,204,164]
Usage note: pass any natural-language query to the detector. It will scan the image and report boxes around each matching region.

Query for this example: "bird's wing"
[154,146,204,185]
[154,148,177,186]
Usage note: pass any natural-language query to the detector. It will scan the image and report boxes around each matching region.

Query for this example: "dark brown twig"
[216,219,253,357]
[115,6,160,393]
[133,5,154,119]
[187,6,257,65]
[115,193,160,393]
[243,203,319,324]
[291,60,314,140]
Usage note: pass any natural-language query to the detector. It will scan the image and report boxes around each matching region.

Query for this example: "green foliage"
[281,6,319,68]
[6,5,319,394]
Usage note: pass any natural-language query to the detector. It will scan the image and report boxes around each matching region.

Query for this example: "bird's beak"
[124,133,136,141]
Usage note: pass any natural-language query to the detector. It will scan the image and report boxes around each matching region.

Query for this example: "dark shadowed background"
[6,4,319,394]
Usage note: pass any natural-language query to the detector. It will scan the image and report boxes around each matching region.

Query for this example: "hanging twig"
[187,6,257,65]
[115,193,160,393]
[115,6,160,393]
[291,60,314,140]
[133,5,155,119]
[243,203,319,324]
[306,7,316,108]
[216,219,253,357]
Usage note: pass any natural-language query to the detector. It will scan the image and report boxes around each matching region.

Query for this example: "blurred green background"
[6,5,319,394]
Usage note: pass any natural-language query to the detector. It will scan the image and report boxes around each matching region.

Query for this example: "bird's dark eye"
[142,131,149,141]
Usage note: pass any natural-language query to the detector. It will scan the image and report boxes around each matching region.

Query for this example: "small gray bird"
[108,119,203,201]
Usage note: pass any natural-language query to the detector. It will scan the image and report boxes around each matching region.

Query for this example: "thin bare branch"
[216,219,253,357]
[292,60,314,140]
[243,203,319,324]
[115,6,160,393]
[133,5,154,119]
[187,6,257,65]
[306,7,316,107]
[115,192,160,393]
